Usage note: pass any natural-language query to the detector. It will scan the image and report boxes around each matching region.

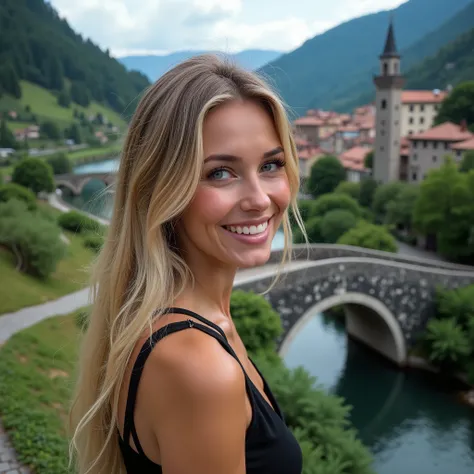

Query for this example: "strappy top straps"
[122,307,253,455]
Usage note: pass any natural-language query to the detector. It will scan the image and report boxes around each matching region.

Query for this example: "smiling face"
[177,99,291,270]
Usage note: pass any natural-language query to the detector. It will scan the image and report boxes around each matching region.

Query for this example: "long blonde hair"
[69,53,305,474]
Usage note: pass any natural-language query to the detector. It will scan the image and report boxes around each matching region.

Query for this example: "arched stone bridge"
[233,244,474,367]
[54,172,116,196]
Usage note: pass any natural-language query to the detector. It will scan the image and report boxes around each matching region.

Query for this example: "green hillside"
[0,0,149,118]
[329,1,474,112]
[258,0,472,114]
[1,81,127,129]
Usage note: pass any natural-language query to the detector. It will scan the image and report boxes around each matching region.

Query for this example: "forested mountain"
[120,49,282,81]
[258,0,473,115]
[328,0,474,112]
[0,0,150,117]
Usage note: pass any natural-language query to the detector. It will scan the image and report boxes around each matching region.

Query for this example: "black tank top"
[118,307,303,474]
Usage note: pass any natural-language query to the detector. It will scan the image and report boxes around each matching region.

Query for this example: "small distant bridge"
[234,244,474,367]
[54,172,116,196]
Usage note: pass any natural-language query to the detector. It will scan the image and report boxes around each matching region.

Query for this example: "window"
[381,99,387,109]
[412,172,417,181]
[435,105,439,111]
[433,142,438,149]
[409,117,414,124]
[381,130,385,136]
[381,120,385,126]
[383,62,388,76]
[420,104,425,112]
[423,141,428,148]
[413,154,418,161]
[409,105,414,112]
[457,150,462,158]
[380,146,384,151]
[420,117,425,124]
[394,62,399,74]
[432,155,437,163]
[409,130,413,135]
[445,142,449,150]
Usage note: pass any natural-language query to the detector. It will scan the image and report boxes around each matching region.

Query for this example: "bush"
[0,200,66,278]
[83,233,104,253]
[75,309,90,331]
[12,158,55,195]
[321,210,357,243]
[0,182,37,210]
[47,153,72,175]
[359,178,378,209]
[230,290,282,358]
[335,181,360,201]
[424,318,470,370]
[58,210,104,234]
[305,216,324,243]
[435,285,474,329]
[372,182,404,223]
[337,222,398,253]
[306,156,346,198]
[312,193,362,219]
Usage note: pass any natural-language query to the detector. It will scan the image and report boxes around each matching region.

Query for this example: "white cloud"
[49,0,406,56]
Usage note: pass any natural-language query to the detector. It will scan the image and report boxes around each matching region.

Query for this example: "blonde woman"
[70,54,304,474]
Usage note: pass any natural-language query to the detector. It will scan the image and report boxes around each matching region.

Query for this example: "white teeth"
[225,221,268,235]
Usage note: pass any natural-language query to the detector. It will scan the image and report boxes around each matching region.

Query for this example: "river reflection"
[284,312,474,474]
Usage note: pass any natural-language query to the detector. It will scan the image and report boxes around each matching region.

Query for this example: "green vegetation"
[12,157,55,195]
[47,153,72,175]
[422,284,474,384]
[435,81,474,128]
[460,151,474,173]
[58,210,106,235]
[67,144,121,162]
[337,222,398,253]
[0,0,149,115]
[0,182,37,209]
[335,181,361,201]
[306,155,346,198]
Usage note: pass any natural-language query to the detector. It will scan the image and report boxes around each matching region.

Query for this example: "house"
[94,131,109,145]
[407,122,473,182]
[401,90,447,137]
[450,136,474,161]
[338,146,371,182]
[293,116,324,144]
[14,125,40,141]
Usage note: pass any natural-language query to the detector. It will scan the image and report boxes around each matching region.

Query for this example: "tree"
[372,181,405,223]
[70,81,90,107]
[386,184,420,229]
[413,158,474,261]
[0,183,37,210]
[0,63,21,98]
[48,57,64,91]
[40,121,61,140]
[306,155,346,198]
[335,181,360,201]
[57,88,71,108]
[337,222,398,252]
[359,178,378,209]
[460,150,474,173]
[364,151,373,170]
[65,123,82,144]
[311,193,362,219]
[435,81,474,127]
[320,209,357,243]
[11,158,55,195]
[47,153,72,175]
[304,216,324,243]
[0,119,17,148]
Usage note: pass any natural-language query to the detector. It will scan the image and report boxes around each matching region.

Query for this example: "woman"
[69,54,305,474]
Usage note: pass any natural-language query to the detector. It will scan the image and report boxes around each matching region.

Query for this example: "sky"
[49,0,406,57]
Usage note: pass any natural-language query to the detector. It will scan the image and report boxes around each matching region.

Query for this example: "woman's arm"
[142,329,248,474]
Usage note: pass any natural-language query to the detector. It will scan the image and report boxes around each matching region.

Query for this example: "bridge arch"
[279,292,407,366]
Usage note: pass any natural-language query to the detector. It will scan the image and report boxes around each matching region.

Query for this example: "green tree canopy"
[364,151,373,170]
[306,155,346,198]
[320,209,357,243]
[372,181,405,223]
[12,158,55,195]
[460,150,474,173]
[47,153,72,175]
[0,119,17,148]
[413,158,474,261]
[359,178,378,209]
[386,184,420,229]
[57,88,71,108]
[435,81,474,127]
[335,181,360,201]
[337,222,398,253]
[40,121,61,140]
[311,193,362,219]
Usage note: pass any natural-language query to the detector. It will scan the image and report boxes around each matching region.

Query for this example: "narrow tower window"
[383,62,388,76]
[381,99,387,109]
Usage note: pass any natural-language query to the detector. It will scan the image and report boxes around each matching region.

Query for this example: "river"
[63,159,474,473]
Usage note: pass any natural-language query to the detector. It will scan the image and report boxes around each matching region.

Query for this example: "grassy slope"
[0,311,82,473]
[1,81,127,129]
[0,204,96,315]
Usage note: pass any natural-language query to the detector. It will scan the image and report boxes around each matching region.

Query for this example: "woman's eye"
[261,162,278,172]
[209,168,231,180]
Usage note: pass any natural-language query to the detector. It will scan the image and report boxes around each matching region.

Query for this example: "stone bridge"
[233,244,474,366]
[54,172,116,196]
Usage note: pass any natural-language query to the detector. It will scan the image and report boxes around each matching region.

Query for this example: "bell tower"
[373,18,405,183]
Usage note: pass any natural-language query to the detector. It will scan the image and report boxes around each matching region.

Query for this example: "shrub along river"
[60,159,474,473]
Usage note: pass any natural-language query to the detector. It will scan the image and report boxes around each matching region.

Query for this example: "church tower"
[373,19,405,183]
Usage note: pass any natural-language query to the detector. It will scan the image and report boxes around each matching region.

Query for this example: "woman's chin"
[233,248,272,270]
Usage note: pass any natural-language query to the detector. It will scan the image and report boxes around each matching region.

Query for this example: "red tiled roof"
[298,147,324,160]
[401,90,448,104]
[294,135,309,146]
[339,146,371,171]
[451,137,474,151]
[293,116,324,126]
[408,122,473,142]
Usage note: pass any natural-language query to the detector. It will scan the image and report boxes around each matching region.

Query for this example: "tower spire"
[381,16,399,58]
